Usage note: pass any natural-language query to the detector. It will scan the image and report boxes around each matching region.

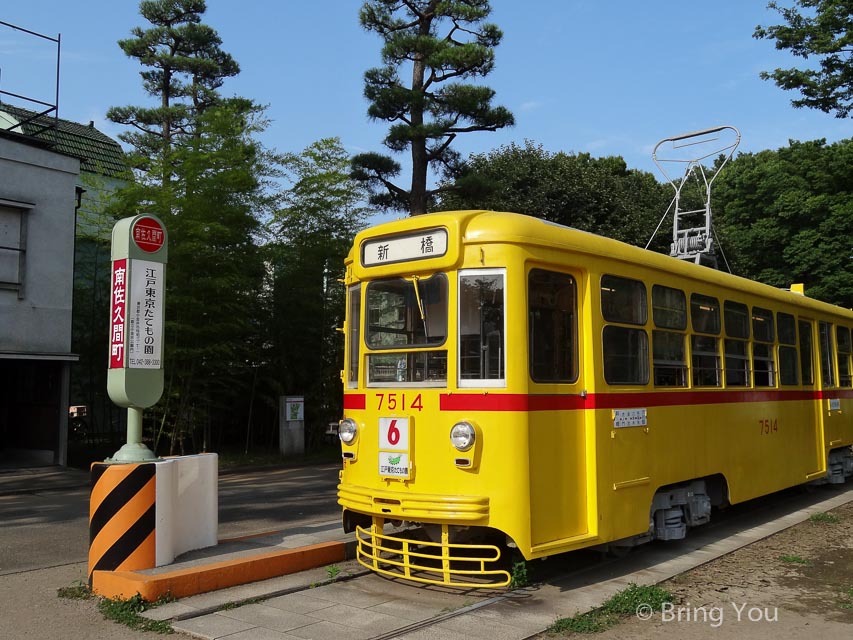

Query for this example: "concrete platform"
[92,521,356,600]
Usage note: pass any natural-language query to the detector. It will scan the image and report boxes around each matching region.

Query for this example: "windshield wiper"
[411,276,429,341]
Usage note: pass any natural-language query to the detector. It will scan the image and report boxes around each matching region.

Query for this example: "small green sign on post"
[107,214,168,462]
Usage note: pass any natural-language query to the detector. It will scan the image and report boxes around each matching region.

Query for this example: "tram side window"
[601,275,648,385]
[837,326,852,387]
[690,294,721,386]
[777,312,799,385]
[601,275,647,325]
[651,285,687,386]
[459,271,505,383]
[724,301,750,387]
[603,326,649,384]
[819,321,836,387]
[653,331,687,386]
[652,285,687,330]
[799,320,814,385]
[752,307,775,387]
[347,285,361,388]
[528,270,578,383]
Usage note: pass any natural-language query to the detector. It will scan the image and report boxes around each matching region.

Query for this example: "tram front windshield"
[366,274,448,384]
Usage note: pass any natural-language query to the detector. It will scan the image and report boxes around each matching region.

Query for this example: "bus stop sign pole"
[106,214,168,462]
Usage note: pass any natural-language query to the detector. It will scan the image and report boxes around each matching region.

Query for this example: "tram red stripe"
[344,394,366,410]
[439,388,853,412]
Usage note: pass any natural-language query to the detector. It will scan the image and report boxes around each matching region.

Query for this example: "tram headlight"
[450,421,476,451]
[339,418,358,444]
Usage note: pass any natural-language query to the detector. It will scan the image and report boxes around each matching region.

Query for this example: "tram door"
[817,321,846,455]
[527,269,589,546]
[800,319,827,477]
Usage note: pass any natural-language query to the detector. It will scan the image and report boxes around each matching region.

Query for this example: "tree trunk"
[409,8,432,216]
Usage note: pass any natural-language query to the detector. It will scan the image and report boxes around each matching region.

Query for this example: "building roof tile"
[0,104,127,177]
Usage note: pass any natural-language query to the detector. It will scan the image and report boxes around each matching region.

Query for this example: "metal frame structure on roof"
[647,125,741,271]
[0,20,60,138]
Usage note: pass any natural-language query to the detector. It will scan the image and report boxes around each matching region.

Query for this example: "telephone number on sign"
[129,358,161,367]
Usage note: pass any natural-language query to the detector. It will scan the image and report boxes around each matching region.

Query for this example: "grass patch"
[326,564,341,579]
[57,580,92,600]
[549,583,672,634]
[809,512,840,524]
[97,593,173,634]
[839,587,853,610]
[779,554,810,565]
[510,560,530,589]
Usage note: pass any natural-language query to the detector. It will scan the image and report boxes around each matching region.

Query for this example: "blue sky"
[1,1,849,189]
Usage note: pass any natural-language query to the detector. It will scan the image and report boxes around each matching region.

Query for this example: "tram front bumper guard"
[355,519,511,588]
[338,483,490,522]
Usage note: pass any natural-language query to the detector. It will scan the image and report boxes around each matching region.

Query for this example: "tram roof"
[351,210,853,320]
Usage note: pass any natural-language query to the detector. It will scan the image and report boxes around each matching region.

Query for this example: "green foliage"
[354,0,514,214]
[840,586,853,609]
[509,560,529,589]
[713,138,853,308]
[108,0,240,163]
[57,580,92,600]
[809,512,840,524]
[780,554,811,564]
[70,171,127,449]
[755,1,853,118]
[439,140,671,247]
[97,593,173,634]
[549,583,672,634]
[108,2,285,454]
[326,564,341,579]
[264,138,369,439]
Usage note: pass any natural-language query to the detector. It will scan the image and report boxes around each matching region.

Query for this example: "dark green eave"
[0,104,127,178]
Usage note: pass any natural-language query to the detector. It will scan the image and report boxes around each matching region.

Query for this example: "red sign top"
[132,217,165,253]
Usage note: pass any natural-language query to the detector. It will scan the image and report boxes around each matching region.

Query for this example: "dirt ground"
[553,500,853,638]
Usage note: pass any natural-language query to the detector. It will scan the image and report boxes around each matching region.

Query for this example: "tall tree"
[266,139,369,443]
[755,1,853,118]
[109,99,281,454]
[352,0,514,215]
[714,137,853,308]
[108,1,281,454]
[439,140,671,247]
[107,0,239,184]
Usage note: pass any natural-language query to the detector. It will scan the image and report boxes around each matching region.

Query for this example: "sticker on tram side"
[613,408,648,428]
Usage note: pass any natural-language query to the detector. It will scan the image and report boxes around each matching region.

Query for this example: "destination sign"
[362,228,448,266]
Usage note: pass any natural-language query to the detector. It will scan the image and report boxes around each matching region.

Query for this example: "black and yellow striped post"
[88,462,156,585]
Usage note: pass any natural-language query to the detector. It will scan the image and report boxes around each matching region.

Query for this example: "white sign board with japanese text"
[128,260,164,369]
[362,228,447,266]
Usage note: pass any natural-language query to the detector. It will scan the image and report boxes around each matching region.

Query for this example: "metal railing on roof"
[0,20,60,138]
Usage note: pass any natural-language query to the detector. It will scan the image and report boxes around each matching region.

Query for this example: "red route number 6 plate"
[378,417,410,478]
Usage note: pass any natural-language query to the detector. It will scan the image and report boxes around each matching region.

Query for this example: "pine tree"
[352,0,514,215]
[107,1,280,453]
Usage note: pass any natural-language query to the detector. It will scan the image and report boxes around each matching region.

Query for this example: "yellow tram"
[336,210,853,587]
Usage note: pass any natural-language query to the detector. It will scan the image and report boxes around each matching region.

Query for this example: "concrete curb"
[91,540,351,601]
